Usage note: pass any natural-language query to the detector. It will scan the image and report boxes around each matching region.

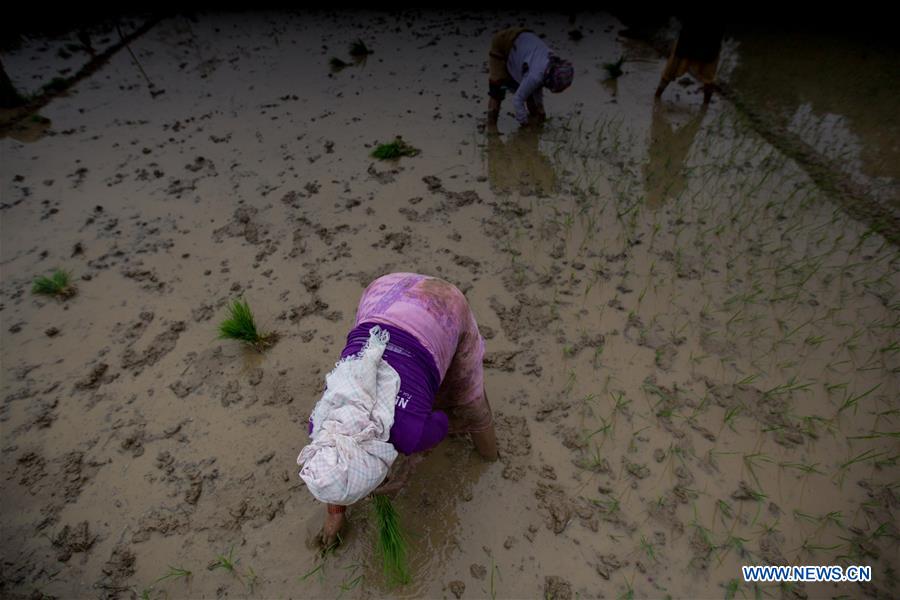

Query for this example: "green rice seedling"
[617,577,634,600]
[577,444,607,470]
[778,461,824,476]
[735,373,759,387]
[593,495,621,516]
[639,535,657,562]
[152,566,192,585]
[337,563,364,596]
[874,453,899,469]
[135,588,153,600]
[373,495,411,586]
[799,537,842,556]
[724,578,739,600]
[602,57,625,80]
[32,269,76,299]
[371,138,420,160]
[742,453,773,491]
[299,562,326,583]
[245,566,258,593]
[210,546,242,583]
[832,448,889,486]
[714,499,734,528]
[585,416,612,442]
[349,38,373,57]
[836,383,882,415]
[756,519,781,538]
[718,534,751,563]
[722,404,743,433]
[847,430,900,441]
[824,381,848,394]
[330,56,350,70]
[804,334,827,347]
[218,298,278,352]
[489,556,500,600]
[762,377,813,397]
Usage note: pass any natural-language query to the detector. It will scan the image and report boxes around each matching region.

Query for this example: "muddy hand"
[317,512,345,553]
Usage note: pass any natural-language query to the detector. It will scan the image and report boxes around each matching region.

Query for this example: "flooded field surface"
[2,10,898,600]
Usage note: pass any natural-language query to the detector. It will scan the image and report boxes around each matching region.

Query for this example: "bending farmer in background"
[487,27,574,127]
[297,273,498,548]
[655,13,724,105]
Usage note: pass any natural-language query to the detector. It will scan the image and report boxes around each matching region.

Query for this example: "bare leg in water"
[470,389,499,460]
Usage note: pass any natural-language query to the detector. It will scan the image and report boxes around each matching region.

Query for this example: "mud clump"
[300,271,322,293]
[483,350,520,372]
[15,451,47,488]
[544,575,573,600]
[535,482,572,534]
[595,554,623,580]
[283,297,342,323]
[101,543,137,586]
[62,451,99,503]
[191,304,215,322]
[374,231,412,252]
[169,379,197,398]
[422,175,482,210]
[494,412,532,481]
[121,321,186,373]
[53,521,98,562]
[448,580,465,599]
[132,508,191,543]
[213,206,266,245]
[489,294,555,343]
[367,162,402,184]
[73,362,115,391]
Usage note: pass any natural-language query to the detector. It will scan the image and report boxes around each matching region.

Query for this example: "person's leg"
[654,77,671,99]
[470,389,499,460]
[488,31,511,123]
[656,44,683,99]
[432,294,497,460]
[488,96,501,124]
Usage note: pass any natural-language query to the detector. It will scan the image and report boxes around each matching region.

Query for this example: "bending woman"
[297,273,498,548]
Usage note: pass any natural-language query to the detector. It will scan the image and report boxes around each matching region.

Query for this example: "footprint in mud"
[121,320,186,374]
[494,411,532,481]
[52,520,98,562]
[489,294,556,343]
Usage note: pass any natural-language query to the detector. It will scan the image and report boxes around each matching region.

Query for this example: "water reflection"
[726,29,900,198]
[643,102,704,209]
[367,436,492,598]
[485,123,558,197]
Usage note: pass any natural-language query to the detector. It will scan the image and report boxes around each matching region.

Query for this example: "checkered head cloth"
[545,55,574,93]
[297,326,400,505]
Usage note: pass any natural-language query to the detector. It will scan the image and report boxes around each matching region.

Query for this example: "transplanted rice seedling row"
[540,109,898,598]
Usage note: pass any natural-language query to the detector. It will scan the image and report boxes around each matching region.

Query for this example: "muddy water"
[726,29,900,194]
[1,10,897,600]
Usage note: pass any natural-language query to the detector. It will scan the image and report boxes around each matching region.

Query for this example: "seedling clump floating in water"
[371,137,420,160]
[329,56,350,70]
[32,269,77,300]
[218,298,278,352]
[603,57,625,80]
[373,495,411,586]
[349,38,373,57]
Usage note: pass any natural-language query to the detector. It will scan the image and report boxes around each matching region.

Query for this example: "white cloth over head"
[297,325,399,505]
